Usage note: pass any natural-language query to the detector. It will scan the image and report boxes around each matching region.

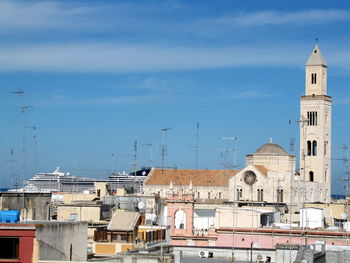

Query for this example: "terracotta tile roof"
[255,165,268,176]
[145,168,239,187]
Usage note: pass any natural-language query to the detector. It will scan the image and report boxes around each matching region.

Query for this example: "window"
[277,189,283,203]
[257,189,264,202]
[309,171,314,182]
[208,192,211,199]
[307,141,312,156]
[236,188,243,201]
[312,141,317,156]
[307,140,317,156]
[0,238,19,259]
[70,213,78,221]
[307,111,318,126]
[311,73,317,84]
[219,192,222,199]
[197,192,200,199]
[175,210,186,229]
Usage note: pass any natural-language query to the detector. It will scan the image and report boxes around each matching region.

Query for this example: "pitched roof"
[254,165,268,176]
[145,168,239,187]
[306,44,327,67]
[107,211,140,231]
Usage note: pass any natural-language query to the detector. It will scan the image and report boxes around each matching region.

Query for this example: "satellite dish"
[138,201,145,210]
[341,213,348,220]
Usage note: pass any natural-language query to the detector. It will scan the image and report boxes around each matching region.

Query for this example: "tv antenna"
[111,153,116,173]
[133,140,138,175]
[334,145,350,197]
[191,121,200,169]
[222,137,238,169]
[289,137,295,153]
[160,128,171,168]
[7,149,19,190]
[142,143,153,167]
[26,126,40,173]
[13,89,33,220]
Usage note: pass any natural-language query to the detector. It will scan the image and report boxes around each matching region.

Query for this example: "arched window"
[277,189,284,203]
[236,188,243,201]
[309,171,314,182]
[257,189,264,202]
[307,141,312,156]
[312,141,317,156]
[174,210,186,229]
[311,73,317,84]
[208,192,211,199]
[197,192,200,199]
[219,192,222,199]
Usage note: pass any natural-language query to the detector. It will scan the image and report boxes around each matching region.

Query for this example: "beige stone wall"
[305,65,327,96]
[94,182,108,197]
[228,165,293,204]
[144,184,228,200]
[215,207,262,229]
[62,193,96,204]
[57,205,101,222]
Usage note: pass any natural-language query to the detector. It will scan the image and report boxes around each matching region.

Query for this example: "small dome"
[254,142,289,156]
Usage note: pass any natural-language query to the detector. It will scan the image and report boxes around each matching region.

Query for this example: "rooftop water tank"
[0,210,20,223]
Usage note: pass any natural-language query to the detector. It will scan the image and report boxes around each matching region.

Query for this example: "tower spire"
[306,43,327,67]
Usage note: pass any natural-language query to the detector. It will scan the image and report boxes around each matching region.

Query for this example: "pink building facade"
[166,192,350,248]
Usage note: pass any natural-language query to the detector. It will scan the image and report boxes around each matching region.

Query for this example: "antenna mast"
[12,89,33,220]
[160,128,171,168]
[143,143,153,167]
[195,121,199,169]
[336,145,350,197]
[133,140,138,174]
[222,137,238,169]
[133,140,138,193]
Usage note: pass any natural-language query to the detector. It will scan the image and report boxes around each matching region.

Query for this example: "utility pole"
[160,128,171,168]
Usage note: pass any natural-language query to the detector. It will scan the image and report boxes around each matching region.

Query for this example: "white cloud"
[35,93,173,106]
[0,0,99,30]
[0,0,187,32]
[1,41,349,73]
[206,9,350,28]
[0,42,308,73]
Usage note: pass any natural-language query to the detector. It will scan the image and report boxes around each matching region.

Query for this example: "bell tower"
[300,43,332,202]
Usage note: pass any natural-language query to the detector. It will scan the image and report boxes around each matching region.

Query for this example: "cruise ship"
[22,167,151,193]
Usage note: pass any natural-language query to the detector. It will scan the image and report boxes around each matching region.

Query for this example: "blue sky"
[0,0,350,194]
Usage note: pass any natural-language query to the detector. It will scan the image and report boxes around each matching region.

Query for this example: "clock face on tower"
[243,171,257,186]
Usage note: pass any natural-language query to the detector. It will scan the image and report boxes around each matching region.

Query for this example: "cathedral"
[228,43,332,204]
[145,44,332,205]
